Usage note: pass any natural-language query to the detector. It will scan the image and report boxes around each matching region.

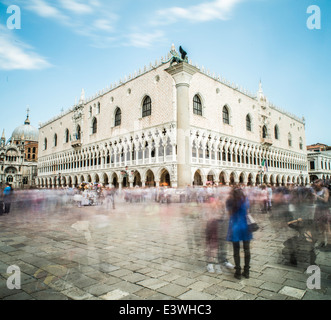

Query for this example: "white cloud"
[154,0,244,25]
[0,26,51,70]
[17,0,119,47]
[26,0,68,21]
[93,19,114,32]
[59,0,94,15]
[126,30,166,48]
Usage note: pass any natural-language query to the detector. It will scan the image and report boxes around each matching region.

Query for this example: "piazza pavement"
[0,197,331,301]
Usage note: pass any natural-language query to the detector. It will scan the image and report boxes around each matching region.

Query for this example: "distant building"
[307,143,331,183]
[307,143,331,152]
[0,112,39,189]
[37,45,309,189]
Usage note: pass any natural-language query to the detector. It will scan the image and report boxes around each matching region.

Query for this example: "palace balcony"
[71,139,82,148]
[261,138,273,146]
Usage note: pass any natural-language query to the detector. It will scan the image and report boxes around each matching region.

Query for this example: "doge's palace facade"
[36,46,309,189]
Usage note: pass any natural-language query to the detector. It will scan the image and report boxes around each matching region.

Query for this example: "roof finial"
[25,106,30,125]
[258,79,265,101]
[79,88,85,104]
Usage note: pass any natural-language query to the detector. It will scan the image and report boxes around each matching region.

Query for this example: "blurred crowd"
[0,180,330,277]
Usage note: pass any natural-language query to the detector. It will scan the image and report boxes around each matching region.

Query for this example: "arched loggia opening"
[193,170,203,186]
[206,170,215,185]
[145,170,156,187]
[219,172,226,185]
[160,169,170,187]
[247,173,253,186]
[112,173,119,188]
[133,171,142,187]
[229,172,236,186]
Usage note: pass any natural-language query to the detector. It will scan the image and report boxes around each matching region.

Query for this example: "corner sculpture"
[163,45,189,66]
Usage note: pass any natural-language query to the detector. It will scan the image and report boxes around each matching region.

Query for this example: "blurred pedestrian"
[205,203,221,273]
[3,183,14,215]
[226,187,253,279]
[106,186,116,210]
[260,184,268,213]
[217,201,235,271]
[267,184,273,212]
[313,179,330,247]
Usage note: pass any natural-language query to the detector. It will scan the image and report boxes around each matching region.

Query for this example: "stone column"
[114,150,117,168]
[142,147,145,164]
[135,148,139,165]
[163,143,167,163]
[148,147,152,164]
[166,63,198,188]
[202,176,207,186]
[155,146,159,164]
[172,143,176,162]
[202,146,206,165]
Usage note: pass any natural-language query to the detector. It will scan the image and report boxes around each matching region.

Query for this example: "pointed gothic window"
[65,129,70,143]
[92,117,97,134]
[142,96,152,117]
[193,95,202,116]
[274,125,279,140]
[223,106,229,124]
[288,133,292,147]
[246,114,252,131]
[54,134,57,147]
[76,125,81,140]
[115,108,121,126]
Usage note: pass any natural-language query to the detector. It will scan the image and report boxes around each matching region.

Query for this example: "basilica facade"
[0,114,39,189]
[36,46,309,189]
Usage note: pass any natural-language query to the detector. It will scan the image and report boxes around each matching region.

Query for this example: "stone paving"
[0,200,331,300]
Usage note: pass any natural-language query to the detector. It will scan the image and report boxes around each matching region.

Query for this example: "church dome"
[10,115,39,142]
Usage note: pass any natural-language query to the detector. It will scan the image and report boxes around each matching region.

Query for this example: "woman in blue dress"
[226,187,253,279]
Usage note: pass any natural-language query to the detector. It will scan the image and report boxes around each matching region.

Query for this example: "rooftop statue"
[179,46,187,60]
[164,44,189,67]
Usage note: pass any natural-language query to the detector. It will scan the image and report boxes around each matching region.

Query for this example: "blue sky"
[0,0,330,146]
